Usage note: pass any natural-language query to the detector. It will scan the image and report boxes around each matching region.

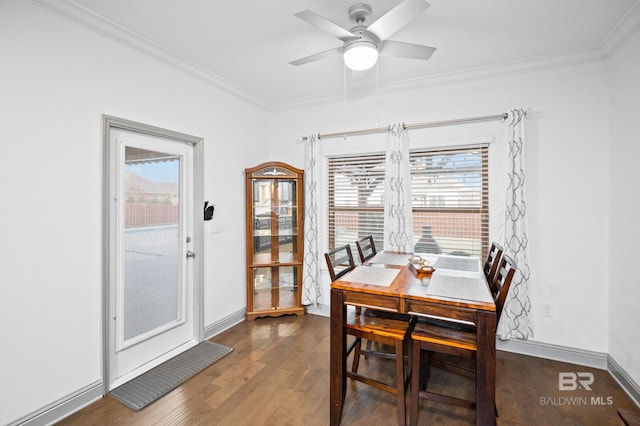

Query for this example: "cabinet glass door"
[276,180,297,264]
[252,266,299,312]
[252,179,273,264]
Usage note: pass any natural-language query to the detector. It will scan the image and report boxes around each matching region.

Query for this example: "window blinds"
[327,144,489,260]
[410,145,489,259]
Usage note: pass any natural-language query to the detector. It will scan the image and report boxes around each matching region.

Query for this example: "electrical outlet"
[541,303,554,318]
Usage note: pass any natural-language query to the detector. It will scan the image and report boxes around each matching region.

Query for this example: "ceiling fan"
[290,0,436,71]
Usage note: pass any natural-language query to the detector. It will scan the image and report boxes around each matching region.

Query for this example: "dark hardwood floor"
[58,314,638,425]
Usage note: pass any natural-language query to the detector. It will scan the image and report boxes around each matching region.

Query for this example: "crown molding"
[28,0,270,110]
[599,0,640,56]
[272,47,606,111]
[28,0,640,112]
[262,0,640,111]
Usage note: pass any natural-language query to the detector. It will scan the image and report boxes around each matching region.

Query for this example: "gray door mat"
[110,341,233,411]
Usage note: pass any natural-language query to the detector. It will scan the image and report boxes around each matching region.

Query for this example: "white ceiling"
[38,0,640,108]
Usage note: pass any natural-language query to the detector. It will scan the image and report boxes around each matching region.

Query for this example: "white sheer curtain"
[302,133,321,306]
[383,123,414,252]
[497,109,533,340]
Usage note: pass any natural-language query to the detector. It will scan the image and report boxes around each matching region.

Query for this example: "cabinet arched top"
[245,161,304,178]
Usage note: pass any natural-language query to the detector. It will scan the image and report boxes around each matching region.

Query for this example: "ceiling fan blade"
[367,0,430,41]
[379,40,436,60]
[295,10,356,42]
[289,47,342,66]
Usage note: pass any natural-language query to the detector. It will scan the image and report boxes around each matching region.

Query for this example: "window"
[410,145,489,259]
[327,152,386,254]
[327,144,489,260]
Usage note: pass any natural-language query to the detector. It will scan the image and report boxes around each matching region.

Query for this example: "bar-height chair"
[409,254,517,426]
[325,244,362,364]
[325,244,356,282]
[356,234,414,357]
[355,235,377,263]
[355,235,379,356]
[483,242,503,286]
[325,244,414,425]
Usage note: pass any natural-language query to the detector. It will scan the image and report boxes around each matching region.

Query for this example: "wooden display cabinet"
[245,162,305,319]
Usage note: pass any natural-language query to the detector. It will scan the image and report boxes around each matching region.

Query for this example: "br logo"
[558,372,594,391]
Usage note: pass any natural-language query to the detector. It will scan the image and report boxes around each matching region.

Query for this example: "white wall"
[0,1,266,424]
[269,59,612,353]
[2,0,638,423]
[609,28,640,387]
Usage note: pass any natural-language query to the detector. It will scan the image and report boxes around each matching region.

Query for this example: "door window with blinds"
[327,145,489,260]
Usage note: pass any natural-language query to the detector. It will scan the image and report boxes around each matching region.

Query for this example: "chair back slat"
[355,235,377,263]
[325,244,356,281]
[483,242,503,287]
[491,254,516,321]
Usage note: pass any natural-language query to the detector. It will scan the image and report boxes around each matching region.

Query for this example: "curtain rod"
[300,112,509,141]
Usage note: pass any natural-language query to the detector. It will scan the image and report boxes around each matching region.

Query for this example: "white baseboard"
[11,310,246,425]
[203,308,246,340]
[496,338,609,369]
[497,338,639,406]
[608,355,640,407]
[6,380,103,426]
[304,303,330,317]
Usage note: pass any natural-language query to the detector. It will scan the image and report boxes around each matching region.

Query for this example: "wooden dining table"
[329,251,497,426]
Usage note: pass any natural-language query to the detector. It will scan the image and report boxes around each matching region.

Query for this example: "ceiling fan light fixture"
[343,41,378,71]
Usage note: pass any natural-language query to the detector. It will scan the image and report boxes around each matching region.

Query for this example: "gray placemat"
[339,265,400,287]
[426,272,493,303]
[434,256,480,272]
[370,252,411,266]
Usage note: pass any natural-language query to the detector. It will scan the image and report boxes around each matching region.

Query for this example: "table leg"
[330,288,346,426]
[475,310,496,426]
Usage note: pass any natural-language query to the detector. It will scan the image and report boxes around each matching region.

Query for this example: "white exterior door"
[107,128,196,389]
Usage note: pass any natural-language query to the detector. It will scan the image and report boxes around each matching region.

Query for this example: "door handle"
[186,250,196,259]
